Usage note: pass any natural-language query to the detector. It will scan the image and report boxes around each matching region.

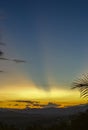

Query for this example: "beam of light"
[0,52,87,109]
[0,29,87,109]
[0,68,87,109]
[0,77,86,107]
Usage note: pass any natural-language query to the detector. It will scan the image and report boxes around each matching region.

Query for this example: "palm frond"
[72,73,88,99]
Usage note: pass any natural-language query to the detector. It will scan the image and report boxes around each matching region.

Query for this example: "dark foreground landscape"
[0,104,88,130]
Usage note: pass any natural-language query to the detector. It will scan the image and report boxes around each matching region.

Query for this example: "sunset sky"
[0,0,88,108]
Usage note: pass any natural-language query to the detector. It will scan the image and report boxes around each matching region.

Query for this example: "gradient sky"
[0,0,88,108]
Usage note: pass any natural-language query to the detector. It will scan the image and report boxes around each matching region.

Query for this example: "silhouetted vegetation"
[72,73,88,99]
[0,109,88,130]
[0,122,17,130]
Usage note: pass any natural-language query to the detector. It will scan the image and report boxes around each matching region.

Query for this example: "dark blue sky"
[0,0,88,90]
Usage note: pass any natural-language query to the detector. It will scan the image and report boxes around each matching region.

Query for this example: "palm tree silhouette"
[72,73,88,99]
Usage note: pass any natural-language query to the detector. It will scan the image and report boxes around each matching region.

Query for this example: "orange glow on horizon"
[0,68,87,109]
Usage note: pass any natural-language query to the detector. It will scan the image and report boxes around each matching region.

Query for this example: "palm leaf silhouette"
[72,73,88,99]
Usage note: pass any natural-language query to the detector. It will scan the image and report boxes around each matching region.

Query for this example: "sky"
[0,0,88,108]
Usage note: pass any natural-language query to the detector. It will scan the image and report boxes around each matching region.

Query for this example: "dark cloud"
[15,100,33,103]
[0,50,4,56]
[12,59,26,63]
[0,70,4,73]
[0,57,10,61]
[14,104,19,106]
[30,102,60,108]
[43,102,60,108]
[0,57,27,64]
[14,100,39,104]
[27,102,60,108]
[6,100,60,108]
[33,103,42,106]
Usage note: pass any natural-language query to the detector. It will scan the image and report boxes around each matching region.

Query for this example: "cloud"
[43,102,60,108]
[6,100,60,108]
[14,100,39,104]
[14,104,19,106]
[32,102,61,108]
[0,57,10,61]
[9,100,40,107]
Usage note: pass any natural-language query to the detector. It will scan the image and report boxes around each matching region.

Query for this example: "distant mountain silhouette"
[0,104,88,130]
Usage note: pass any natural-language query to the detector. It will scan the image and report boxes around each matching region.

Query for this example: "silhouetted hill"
[0,104,88,130]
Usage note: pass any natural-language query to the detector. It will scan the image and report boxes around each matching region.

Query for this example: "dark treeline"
[0,109,88,130]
